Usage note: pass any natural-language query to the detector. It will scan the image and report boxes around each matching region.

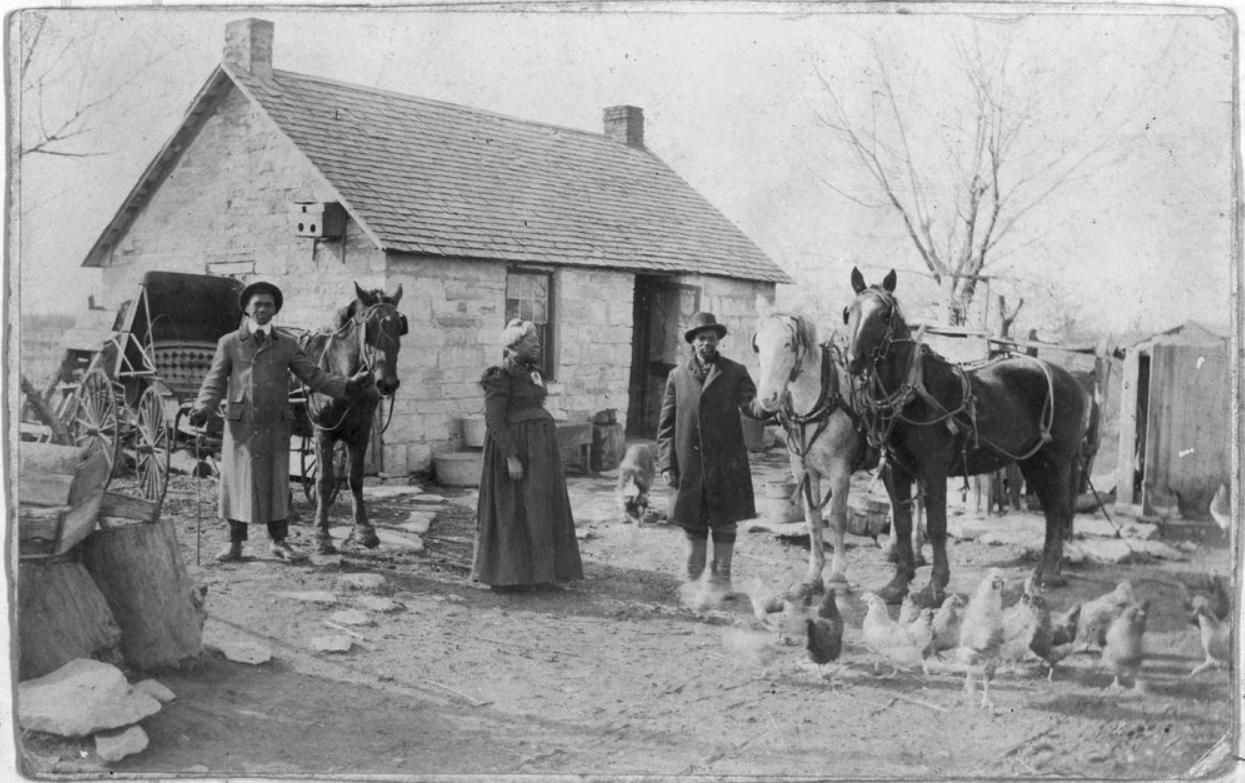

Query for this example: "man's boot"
[709,537,737,598]
[685,534,708,583]
[215,540,243,563]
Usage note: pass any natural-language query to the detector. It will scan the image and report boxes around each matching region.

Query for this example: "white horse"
[752,298,877,592]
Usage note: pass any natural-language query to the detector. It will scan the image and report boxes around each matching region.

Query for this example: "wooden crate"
[19,442,110,508]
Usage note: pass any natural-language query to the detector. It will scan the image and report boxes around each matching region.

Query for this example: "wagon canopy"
[127,271,244,345]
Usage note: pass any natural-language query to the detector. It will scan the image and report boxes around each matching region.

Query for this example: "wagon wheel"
[135,385,172,504]
[300,437,348,505]
[67,368,120,481]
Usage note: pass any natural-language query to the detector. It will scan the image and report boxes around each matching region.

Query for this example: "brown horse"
[842,268,1087,605]
[298,283,406,554]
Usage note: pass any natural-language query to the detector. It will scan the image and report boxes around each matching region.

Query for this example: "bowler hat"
[684,312,728,343]
[239,281,283,314]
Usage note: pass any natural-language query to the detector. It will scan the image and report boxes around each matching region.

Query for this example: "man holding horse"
[190,281,373,563]
[657,312,769,594]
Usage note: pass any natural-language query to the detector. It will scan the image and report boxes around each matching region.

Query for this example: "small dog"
[617,444,656,524]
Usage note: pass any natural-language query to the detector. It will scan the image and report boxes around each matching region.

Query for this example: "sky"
[6,2,1239,339]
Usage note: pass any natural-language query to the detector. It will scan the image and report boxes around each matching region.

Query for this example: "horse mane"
[321,288,387,333]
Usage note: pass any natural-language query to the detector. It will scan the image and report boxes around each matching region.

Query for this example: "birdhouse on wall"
[290,202,346,239]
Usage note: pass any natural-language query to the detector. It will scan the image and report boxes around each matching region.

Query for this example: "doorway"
[626,276,700,438]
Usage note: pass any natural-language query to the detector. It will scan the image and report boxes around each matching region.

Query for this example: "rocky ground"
[15,445,1238,780]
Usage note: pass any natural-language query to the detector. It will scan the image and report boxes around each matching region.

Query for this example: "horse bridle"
[307,301,407,434]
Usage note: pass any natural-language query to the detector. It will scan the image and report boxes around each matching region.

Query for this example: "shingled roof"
[85,58,791,284]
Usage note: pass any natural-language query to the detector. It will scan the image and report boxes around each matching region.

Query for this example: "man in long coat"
[657,312,768,591]
[190,281,370,563]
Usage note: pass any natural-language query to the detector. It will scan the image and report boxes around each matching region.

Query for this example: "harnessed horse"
[752,297,877,593]
[842,268,1087,605]
[298,283,407,554]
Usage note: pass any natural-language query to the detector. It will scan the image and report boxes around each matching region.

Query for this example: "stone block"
[216,640,273,665]
[133,680,176,704]
[310,635,354,653]
[95,725,149,762]
[18,660,162,738]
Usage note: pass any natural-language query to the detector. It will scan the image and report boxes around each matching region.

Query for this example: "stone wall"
[677,274,777,374]
[552,267,635,427]
[96,83,384,328]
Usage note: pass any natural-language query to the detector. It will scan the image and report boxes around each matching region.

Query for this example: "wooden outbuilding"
[1114,321,1231,518]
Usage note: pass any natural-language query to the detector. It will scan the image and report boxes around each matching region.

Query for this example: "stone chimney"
[224,18,274,78]
[603,105,644,148]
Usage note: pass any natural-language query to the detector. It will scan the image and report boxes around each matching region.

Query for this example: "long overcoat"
[656,354,765,526]
[195,325,347,524]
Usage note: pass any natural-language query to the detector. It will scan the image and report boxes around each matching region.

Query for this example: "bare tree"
[807,25,1166,326]
[16,10,174,159]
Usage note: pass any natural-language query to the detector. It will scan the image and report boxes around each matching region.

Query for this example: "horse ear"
[850,267,867,294]
[354,282,371,304]
[389,283,404,306]
[755,293,773,318]
[882,269,897,293]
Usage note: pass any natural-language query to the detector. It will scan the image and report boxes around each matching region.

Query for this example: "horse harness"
[770,318,868,512]
[303,301,407,435]
[854,290,1058,478]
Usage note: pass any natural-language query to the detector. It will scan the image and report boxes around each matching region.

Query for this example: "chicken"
[904,608,935,655]
[1178,574,1231,624]
[898,595,921,626]
[1209,483,1231,535]
[957,568,1006,710]
[1049,602,1082,648]
[1000,592,1044,663]
[1188,602,1232,679]
[929,594,964,655]
[1075,580,1138,652]
[721,626,779,668]
[805,588,844,665]
[859,593,926,667]
[1102,602,1148,691]
[747,576,786,626]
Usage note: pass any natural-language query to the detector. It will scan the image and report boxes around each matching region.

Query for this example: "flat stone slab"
[95,725,149,762]
[310,635,354,653]
[216,640,273,665]
[364,485,425,499]
[335,573,387,591]
[977,529,1045,549]
[1068,538,1186,564]
[397,511,436,535]
[328,527,426,553]
[410,494,449,503]
[133,680,176,704]
[18,660,162,738]
[272,590,338,605]
[329,609,374,626]
[745,519,815,538]
[355,596,403,613]
[1075,517,1160,540]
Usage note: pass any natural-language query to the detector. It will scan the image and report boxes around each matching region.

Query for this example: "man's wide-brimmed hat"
[239,281,284,314]
[684,312,728,343]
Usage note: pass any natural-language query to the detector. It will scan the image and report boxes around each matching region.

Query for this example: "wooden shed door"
[626,277,700,438]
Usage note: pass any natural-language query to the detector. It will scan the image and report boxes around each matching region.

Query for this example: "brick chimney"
[224,18,274,78]
[603,105,644,148]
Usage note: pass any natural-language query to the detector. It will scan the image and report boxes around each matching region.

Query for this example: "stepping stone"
[335,573,386,591]
[398,511,436,535]
[330,609,373,627]
[216,641,273,665]
[272,590,338,605]
[355,596,403,613]
[411,494,449,503]
[94,725,149,762]
[310,635,354,653]
[18,660,162,738]
[364,485,426,499]
[133,680,176,704]
[328,527,425,553]
[1075,517,1159,540]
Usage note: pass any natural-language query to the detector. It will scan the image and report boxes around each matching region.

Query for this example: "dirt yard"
[20,447,1236,779]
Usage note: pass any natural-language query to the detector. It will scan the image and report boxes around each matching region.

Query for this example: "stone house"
[80,18,792,475]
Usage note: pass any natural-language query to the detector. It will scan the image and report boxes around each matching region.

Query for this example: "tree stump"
[18,558,123,681]
[81,518,206,673]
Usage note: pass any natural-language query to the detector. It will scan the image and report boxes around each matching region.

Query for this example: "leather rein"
[304,301,403,435]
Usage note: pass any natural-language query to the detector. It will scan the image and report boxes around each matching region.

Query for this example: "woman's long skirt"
[473,419,583,587]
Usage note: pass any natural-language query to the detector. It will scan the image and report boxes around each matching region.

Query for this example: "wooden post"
[20,375,73,445]
[81,517,206,673]
[18,558,123,681]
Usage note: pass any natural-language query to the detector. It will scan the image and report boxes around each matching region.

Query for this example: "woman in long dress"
[473,320,583,589]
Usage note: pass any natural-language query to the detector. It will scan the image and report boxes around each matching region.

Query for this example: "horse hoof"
[316,540,338,555]
[826,576,851,594]
[884,548,899,564]
[912,586,946,609]
[349,530,381,549]
[874,584,908,605]
[1039,572,1067,589]
[799,578,826,597]
[913,552,928,568]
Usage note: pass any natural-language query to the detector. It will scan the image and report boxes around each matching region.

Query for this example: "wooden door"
[627,277,700,438]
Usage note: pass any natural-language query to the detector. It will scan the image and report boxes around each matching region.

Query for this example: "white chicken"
[957,568,1006,710]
